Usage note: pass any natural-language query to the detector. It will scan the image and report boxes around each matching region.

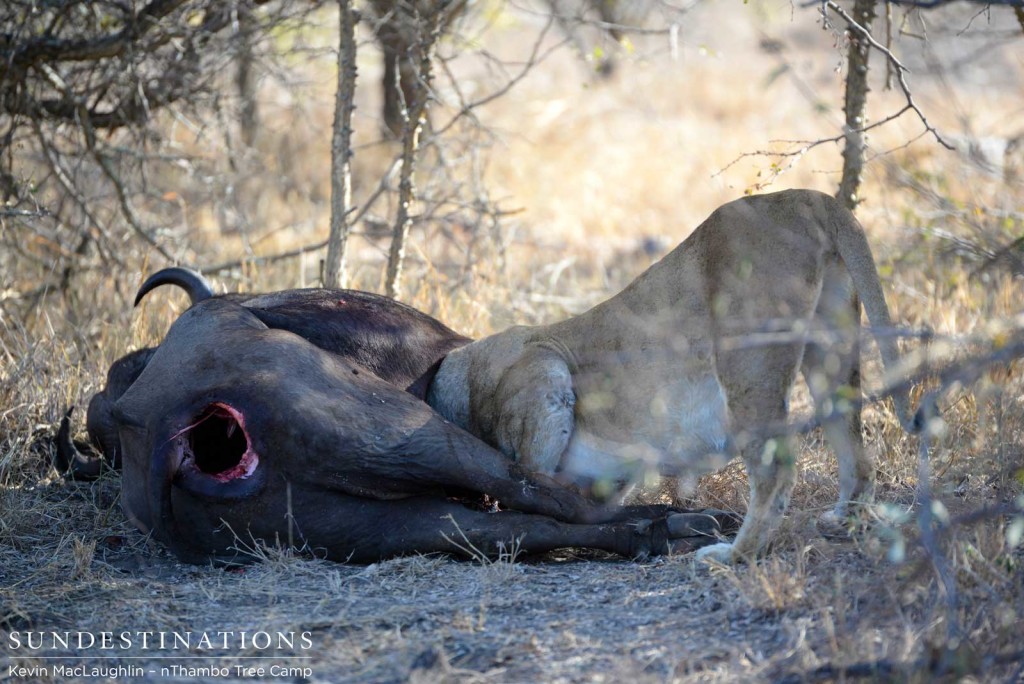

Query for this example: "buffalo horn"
[134,267,215,307]
[55,406,103,480]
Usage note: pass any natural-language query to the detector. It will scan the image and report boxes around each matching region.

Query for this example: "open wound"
[175,403,258,482]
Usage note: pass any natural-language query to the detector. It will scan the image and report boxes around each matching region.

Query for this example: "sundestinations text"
[7,631,313,651]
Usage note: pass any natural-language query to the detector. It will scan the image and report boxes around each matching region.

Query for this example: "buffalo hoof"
[667,512,721,538]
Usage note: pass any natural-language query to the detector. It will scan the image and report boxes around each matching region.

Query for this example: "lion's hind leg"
[696,430,798,564]
[803,274,875,534]
[697,354,799,564]
[804,349,874,529]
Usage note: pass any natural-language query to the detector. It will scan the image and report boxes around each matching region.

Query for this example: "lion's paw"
[817,506,870,539]
[694,542,734,565]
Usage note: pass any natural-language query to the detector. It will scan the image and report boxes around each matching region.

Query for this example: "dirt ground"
[3,452,1022,683]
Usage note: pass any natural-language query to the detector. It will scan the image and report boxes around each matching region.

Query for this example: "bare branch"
[0,0,190,68]
[914,394,962,646]
[718,0,955,192]
[2,1,238,130]
[91,148,176,264]
[433,15,563,137]
[198,171,393,276]
[714,105,912,191]
[29,119,125,272]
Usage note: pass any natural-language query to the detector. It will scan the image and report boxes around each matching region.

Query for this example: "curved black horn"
[55,406,103,480]
[134,267,215,307]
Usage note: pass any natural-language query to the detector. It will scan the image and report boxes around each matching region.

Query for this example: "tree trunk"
[236,7,259,147]
[324,1,358,289]
[384,10,442,300]
[837,0,876,211]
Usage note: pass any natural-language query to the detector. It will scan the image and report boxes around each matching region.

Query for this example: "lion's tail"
[827,197,918,433]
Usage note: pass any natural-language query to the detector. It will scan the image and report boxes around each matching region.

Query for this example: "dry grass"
[3,1,1024,681]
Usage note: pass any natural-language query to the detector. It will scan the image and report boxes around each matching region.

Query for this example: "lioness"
[427,189,913,563]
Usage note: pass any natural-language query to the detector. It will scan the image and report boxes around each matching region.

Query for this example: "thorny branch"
[718,0,956,193]
[714,105,918,190]
[822,0,952,149]
[836,0,876,210]
[384,5,445,300]
[323,0,359,289]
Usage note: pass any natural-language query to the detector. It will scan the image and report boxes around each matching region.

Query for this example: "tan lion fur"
[428,189,912,562]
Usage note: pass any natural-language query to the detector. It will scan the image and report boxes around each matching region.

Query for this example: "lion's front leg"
[493,346,575,475]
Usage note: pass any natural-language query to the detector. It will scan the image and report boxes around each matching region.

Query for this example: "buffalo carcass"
[60,268,734,564]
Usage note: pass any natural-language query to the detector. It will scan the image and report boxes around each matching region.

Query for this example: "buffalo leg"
[308,497,671,563]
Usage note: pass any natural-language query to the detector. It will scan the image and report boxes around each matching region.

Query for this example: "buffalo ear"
[54,406,104,480]
[82,347,157,463]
